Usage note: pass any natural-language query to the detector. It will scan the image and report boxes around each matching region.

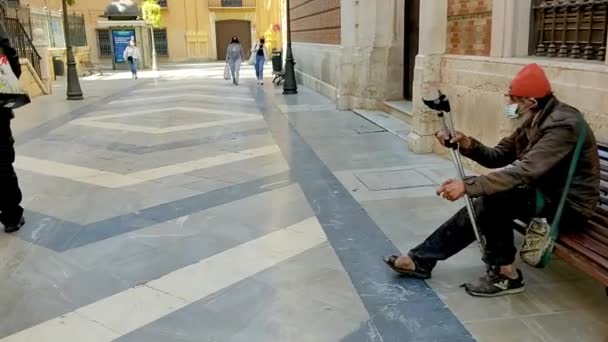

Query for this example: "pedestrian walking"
[226,36,244,86]
[384,63,600,297]
[123,40,141,79]
[0,32,25,233]
[252,37,269,85]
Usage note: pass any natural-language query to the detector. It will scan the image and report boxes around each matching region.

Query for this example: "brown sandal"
[383,255,431,279]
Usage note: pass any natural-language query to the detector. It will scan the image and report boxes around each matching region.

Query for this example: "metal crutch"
[423,91,486,253]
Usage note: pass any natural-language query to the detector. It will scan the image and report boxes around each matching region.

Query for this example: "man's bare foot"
[394,255,415,271]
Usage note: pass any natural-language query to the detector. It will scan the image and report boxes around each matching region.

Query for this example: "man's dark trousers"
[408,187,586,272]
[0,112,23,227]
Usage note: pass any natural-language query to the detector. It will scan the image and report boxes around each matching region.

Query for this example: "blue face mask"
[504,103,520,119]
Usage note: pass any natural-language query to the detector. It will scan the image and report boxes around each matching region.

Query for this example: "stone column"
[408,0,447,153]
[336,0,404,110]
[209,12,218,60]
[491,0,531,58]
[32,28,52,94]
[605,28,608,65]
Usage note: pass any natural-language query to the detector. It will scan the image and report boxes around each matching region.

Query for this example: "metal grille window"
[532,0,608,61]
[97,29,112,57]
[153,28,168,56]
[68,14,87,47]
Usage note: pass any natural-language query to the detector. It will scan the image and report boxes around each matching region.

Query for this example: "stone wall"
[48,47,92,78]
[292,42,340,101]
[19,59,46,98]
[432,54,608,173]
[446,0,492,56]
[290,0,341,45]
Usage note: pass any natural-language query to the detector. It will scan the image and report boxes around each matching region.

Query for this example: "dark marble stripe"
[20,172,293,252]
[252,88,474,341]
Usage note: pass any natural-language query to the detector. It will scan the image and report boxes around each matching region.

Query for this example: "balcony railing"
[208,0,256,9]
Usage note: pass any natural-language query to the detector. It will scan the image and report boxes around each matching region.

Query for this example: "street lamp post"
[150,25,158,71]
[283,0,297,95]
[61,0,83,100]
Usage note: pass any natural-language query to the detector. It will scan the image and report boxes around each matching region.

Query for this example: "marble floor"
[1,63,606,342]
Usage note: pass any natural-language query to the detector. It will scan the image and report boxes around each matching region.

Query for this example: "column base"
[407,132,434,154]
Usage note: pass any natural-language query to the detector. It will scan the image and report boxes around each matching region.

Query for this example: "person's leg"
[133,59,138,79]
[255,56,261,80]
[235,59,241,85]
[229,61,236,83]
[0,119,24,232]
[392,187,537,275]
[259,57,265,84]
[257,55,265,82]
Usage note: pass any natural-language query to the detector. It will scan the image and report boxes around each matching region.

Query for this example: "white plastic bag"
[0,55,30,109]
[224,62,231,80]
[248,46,257,65]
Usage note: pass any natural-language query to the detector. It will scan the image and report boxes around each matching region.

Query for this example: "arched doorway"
[215,20,252,61]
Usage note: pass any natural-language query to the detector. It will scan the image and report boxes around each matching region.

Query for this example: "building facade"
[289,0,608,158]
[21,0,284,63]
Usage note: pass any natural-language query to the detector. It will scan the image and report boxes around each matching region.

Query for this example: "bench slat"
[590,211,608,227]
[554,243,608,286]
[600,160,608,174]
[587,220,608,240]
[560,234,608,262]
[601,181,608,195]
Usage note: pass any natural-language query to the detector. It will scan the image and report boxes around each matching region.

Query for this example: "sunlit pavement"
[1,63,606,342]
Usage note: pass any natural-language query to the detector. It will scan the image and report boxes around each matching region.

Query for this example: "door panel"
[216,20,251,60]
[403,0,420,100]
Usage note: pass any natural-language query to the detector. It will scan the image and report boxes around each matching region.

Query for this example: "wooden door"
[403,0,420,100]
[215,20,251,60]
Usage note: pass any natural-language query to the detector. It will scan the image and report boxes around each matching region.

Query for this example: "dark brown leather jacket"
[461,97,600,218]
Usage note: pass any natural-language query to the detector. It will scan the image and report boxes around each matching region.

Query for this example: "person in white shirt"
[252,37,269,85]
[123,40,141,79]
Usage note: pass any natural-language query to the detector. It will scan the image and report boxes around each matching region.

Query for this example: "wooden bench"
[516,142,608,293]
[80,60,103,76]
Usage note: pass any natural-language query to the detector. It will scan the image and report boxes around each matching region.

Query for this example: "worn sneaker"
[464,268,525,297]
[4,216,25,234]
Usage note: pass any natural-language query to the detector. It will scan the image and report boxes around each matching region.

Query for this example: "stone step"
[352,108,412,142]
[382,100,414,126]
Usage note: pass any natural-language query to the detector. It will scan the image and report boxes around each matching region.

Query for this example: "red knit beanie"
[509,64,552,99]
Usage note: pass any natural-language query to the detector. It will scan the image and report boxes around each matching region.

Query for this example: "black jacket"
[0,31,21,120]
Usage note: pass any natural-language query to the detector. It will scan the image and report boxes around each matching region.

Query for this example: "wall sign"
[112,29,135,63]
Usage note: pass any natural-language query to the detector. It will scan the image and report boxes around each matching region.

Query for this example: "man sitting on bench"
[384,64,600,297]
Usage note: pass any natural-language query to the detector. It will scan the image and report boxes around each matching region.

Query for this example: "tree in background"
[141,0,161,71]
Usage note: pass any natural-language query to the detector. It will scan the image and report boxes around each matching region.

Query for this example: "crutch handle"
[444,139,458,150]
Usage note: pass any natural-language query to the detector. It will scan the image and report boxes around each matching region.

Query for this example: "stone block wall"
[292,43,340,100]
[19,59,45,98]
[290,0,341,45]
[48,47,92,79]
[433,55,608,173]
[446,0,492,56]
